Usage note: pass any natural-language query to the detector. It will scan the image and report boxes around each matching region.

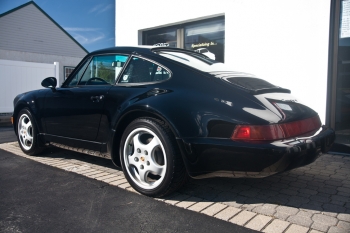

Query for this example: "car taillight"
[231,115,321,141]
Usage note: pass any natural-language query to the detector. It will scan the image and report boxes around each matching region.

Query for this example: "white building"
[115,0,350,146]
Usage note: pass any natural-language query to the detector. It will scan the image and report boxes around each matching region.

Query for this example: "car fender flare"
[108,105,181,167]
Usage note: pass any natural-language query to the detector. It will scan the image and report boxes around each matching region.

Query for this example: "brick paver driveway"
[1,142,349,233]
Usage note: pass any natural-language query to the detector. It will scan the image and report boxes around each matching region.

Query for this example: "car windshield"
[156,51,233,72]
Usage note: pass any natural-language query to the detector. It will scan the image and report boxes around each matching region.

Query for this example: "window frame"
[64,66,75,80]
[63,53,131,87]
[115,55,173,86]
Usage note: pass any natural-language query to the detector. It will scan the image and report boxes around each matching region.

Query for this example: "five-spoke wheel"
[123,127,166,189]
[120,118,187,197]
[16,109,42,155]
[18,113,33,150]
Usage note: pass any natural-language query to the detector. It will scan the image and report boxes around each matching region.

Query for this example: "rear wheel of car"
[16,109,43,155]
[120,118,188,197]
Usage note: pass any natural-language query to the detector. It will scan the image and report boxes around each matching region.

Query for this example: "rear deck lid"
[210,71,291,95]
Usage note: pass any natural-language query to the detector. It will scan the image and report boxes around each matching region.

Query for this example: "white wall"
[0,49,82,85]
[0,59,58,113]
[116,0,331,123]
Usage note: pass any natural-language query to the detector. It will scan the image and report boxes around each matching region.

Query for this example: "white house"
[0,1,88,84]
[0,1,88,120]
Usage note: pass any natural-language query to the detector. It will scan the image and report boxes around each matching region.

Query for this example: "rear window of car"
[156,51,229,72]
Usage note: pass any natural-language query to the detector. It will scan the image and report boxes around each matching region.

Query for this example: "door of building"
[328,0,350,148]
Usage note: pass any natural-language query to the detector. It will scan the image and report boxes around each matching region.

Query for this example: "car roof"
[89,46,203,57]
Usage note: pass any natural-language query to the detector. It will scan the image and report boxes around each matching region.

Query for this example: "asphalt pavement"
[0,126,16,143]
[0,128,256,233]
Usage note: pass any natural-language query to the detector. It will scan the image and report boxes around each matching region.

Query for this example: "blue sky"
[0,0,115,52]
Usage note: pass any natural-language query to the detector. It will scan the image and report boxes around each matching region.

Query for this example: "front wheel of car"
[16,108,43,155]
[120,118,188,197]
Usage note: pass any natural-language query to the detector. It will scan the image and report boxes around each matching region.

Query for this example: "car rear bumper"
[177,126,335,179]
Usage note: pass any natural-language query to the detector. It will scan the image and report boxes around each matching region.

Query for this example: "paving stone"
[272,182,290,189]
[126,187,139,194]
[337,221,350,231]
[337,213,350,222]
[201,203,227,216]
[331,200,345,206]
[81,170,102,176]
[276,206,299,215]
[328,225,350,233]
[287,215,313,227]
[284,224,309,233]
[268,194,290,205]
[212,191,236,202]
[325,180,343,186]
[89,171,110,179]
[229,210,256,226]
[323,203,346,213]
[288,195,309,205]
[318,187,338,195]
[187,201,214,212]
[186,186,219,201]
[309,230,323,233]
[337,187,350,193]
[118,182,131,189]
[222,195,247,208]
[214,206,241,221]
[274,212,292,221]
[262,219,290,233]
[52,162,71,167]
[322,211,338,217]
[239,190,259,198]
[252,204,277,216]
[164,194,190,205]
[88,172,111,179]
[299,188,318,196]
[339,191,350,198]
[332,195,350,203]
[242,203,263,211]
[101,176,123,183]
[312,213,338,226]
[296,210,313,218]
[95,174,116,181]
[109,178,128,186]
[311,221,329,232]
[310,194,330,203]
[245,214,272,231]
[175,196,203,209]
[280,189,299,196]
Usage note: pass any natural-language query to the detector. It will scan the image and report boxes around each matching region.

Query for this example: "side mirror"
[41,77,57,90]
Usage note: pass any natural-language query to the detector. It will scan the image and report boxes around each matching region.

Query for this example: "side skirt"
[50,142,111,159]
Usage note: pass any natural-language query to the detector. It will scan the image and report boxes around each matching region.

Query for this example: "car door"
[43,54,129,145]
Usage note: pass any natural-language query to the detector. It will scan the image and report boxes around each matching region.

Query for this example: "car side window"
[67,58,90,87]
[119,57,171,84]
[78,54,129,85]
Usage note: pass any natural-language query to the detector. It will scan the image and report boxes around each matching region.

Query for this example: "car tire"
[16,108,43,155]
[120,118,188,197]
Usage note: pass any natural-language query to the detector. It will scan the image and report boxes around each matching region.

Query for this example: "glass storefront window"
[335,0,350,145]
[144,28,177,47]
[184,19,225,62]
[142,17,225,62]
